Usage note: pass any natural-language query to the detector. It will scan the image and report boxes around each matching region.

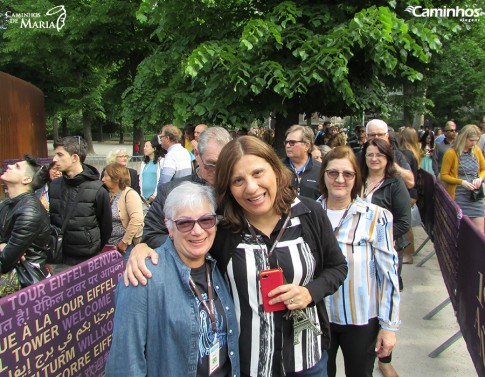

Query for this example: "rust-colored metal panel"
[0,71,48,164]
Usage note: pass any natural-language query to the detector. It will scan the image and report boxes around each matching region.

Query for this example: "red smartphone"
[259,269,286,312]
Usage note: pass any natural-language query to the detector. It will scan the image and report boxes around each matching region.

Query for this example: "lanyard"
[189,263,217,333]
[325,200,351,237]
[362,178,384,199]
[246,210,292,261]
[290,158,310,194]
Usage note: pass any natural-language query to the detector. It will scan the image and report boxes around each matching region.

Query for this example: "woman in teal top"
[140,139,164,207]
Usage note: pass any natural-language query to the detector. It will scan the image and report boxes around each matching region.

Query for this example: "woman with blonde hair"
[105,148,140,194]
[441,124,485,233]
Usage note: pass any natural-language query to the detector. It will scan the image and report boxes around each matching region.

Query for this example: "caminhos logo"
[4,5,67,31]
[405,5,483,19]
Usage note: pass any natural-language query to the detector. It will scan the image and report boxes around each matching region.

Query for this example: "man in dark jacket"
[0,155,50,278]
[282,125,321,200]
[49,136,112,266]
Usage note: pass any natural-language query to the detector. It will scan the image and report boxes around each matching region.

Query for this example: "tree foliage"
[0,0,155,151]
[424,19,485,126]
[125,0,461,128]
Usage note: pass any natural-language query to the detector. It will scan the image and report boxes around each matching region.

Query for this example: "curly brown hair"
[215,136,296,232]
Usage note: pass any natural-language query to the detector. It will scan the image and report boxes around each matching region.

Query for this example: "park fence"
[418,169,485,376]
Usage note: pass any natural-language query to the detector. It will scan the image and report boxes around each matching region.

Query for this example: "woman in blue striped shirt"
[317,146,400,377]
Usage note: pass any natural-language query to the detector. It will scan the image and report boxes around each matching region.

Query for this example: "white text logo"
[405,5,482,20]
[5,5,67,31]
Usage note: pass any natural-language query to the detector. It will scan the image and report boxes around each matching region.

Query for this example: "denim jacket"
[105,238,240,377]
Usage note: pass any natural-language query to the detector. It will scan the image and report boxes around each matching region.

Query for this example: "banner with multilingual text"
[0,251,123,377]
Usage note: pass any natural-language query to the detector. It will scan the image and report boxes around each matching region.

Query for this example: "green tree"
[423,20,485,127]
[125,0,459,148]
[0,0,154,153]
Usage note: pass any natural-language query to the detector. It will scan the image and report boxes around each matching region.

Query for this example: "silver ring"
[289,298,294,304]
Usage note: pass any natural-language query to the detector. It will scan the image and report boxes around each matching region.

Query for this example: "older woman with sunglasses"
[318,146,400,377]
[106,182,240,377]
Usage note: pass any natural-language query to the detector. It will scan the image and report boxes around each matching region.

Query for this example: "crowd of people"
[0,118,484,376]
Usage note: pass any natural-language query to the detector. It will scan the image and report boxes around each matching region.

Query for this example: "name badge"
[209,340,220,375]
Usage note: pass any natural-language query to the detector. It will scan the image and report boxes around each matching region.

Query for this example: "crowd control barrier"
[457,217,485,376]
[416,170,485,375]
[0,251,123,377]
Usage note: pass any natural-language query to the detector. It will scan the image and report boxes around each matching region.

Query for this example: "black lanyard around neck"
[325,200,351,237]
[189,263,216,333]
[246,209,292,260]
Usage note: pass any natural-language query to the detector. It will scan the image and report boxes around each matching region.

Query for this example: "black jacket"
[49,164,112,265]
[142,171,206,247]
[0,191,50,274]
[371,176,411,248]
[211,196,348,352]
[282,156,321,200]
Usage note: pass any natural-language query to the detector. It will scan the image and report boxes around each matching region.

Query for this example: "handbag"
[411,204,422,227]
[471,185,485,202]
[15,261,46,288]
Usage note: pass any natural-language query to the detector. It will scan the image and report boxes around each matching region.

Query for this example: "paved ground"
[48,142,478,376]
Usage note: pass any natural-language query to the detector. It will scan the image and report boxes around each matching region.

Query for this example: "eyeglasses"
[199,155,217,173]
[284,140,306,146]
[358,130,366,133]
[445,129,456,132]
[366,132,388,138]
[171,215,217,232]
[366,153,386,159]
[325,170,356,180]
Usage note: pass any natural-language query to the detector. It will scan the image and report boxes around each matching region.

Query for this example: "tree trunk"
[98,122,104,142]
[274,110,299,158]
[83,111,95,154]
[133,120,144,155]
[52,116,59,142]
[402,82,413,127]
[61,117,68,138]
[119,124,124,145]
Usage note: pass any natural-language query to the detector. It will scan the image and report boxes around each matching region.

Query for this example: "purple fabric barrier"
[0,251,123,377]
[433,183,462,311]
[2,158,53,172]
[416,169,436,241]
[457,217,485,376]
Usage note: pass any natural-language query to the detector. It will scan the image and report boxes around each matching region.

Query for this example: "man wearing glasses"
[365,119,415,189]
[141,127,232,248]
[433,120,457,176]
[282,125,321,199]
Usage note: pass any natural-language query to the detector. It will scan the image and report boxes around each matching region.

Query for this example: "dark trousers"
[327,318,379,377]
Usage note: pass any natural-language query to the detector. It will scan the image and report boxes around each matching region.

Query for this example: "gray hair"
[365,119,389,133]
[197,127,232,156]
[164,182,217,230]
[106,148,130,164]
[285,125,314,149]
